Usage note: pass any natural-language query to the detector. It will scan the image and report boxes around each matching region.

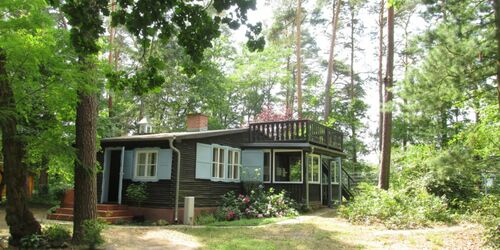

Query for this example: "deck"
[248,120,343,151]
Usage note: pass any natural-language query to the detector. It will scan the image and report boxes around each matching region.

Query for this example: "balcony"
[249,120,343,151]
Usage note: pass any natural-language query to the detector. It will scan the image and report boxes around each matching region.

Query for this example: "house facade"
[97,114,349,223]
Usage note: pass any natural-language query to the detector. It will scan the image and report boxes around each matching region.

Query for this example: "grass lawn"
[201,217,289,227]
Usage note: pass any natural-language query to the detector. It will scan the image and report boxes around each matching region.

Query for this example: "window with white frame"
[212,147,225,179]
[135,150,158,179]
[331,161,338,183]
[263,151,271,183]
[307,154,320,183]
[227,150,241,180]
[274,150,302,183]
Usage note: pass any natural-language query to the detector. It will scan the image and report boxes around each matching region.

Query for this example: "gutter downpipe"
[169,137,181,223]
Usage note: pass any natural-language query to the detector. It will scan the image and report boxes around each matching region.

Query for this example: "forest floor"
[0,207,485,250]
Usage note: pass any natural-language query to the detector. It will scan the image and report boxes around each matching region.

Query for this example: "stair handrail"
[341,167,355,191]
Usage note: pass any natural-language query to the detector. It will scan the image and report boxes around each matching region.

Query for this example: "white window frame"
[308,154,321,184]
[134,149,158,181]
[331,161,339,184]
[263,150,272,183]
[212,146,225,180]
[227,149,241,181]
[273,149,303,184]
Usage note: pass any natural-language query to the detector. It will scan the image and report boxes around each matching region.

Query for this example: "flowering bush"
[216,186,299,221]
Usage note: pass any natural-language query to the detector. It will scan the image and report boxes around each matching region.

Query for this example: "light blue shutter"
[123,150,134,179]
[241,150,264,182]
[196,143,212,179]
[157,149,172,180]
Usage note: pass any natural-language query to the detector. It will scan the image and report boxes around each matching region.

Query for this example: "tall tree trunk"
[107,0,116,117]
[38,157,49,195]
[349,5,357,166]
[495,0,500,111]
[378,0,385,153]
[72,60,98,243]
[0,49,41,246]
[295,0,303,119]
[0,170,5,202]
[378,5,394,190]
[324,0,342,121]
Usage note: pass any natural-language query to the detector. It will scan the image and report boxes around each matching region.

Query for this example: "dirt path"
[102,209,484,250]
[0,207,484,249]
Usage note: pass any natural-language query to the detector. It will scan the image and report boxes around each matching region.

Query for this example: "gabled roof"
[101,128,248,142]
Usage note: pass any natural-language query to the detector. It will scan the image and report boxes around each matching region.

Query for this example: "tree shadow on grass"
[176,222,362,250]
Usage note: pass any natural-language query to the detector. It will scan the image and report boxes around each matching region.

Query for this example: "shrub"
[126,183,148,207]
[464,195,499,248]
[339,183,452,229]
[152,219,169,226]
[43,224,71,248]
[20,234,47,249]
[216,186,299,221]
[82,219,107,249]
[195,213,217,225]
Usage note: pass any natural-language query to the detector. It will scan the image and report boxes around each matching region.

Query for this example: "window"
[135,150,158,180]
[308,154,320,183]
[227,150,240,180]
[212,147,225,179]
[331,161,338,183]
[263,151,271,183]
[274,150,302,183]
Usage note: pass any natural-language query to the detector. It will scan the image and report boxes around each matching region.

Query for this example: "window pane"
[213,148,218,163]
[149,165,156,177]
[149,152,157,165]
[234,165,239,179]
[212,163,217,178]
[219,163,224,178]
[263,152,270,182]
[138,165,146,176]
[234,151,239,164]
[138,153,146,164]
[274,151,302,182]
[228,150,233,165]
[219,149,224,163]
[227,163,233,179]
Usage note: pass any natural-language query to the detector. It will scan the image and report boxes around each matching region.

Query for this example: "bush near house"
[215,186,299,221]
[339,183,452,229]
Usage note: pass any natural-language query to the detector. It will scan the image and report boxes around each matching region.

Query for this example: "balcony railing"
[249,120,343,151]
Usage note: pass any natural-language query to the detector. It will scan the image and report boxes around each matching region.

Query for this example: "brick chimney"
[186,113,208,132]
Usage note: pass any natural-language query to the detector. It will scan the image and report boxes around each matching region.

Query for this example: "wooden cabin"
[51,114,354,223]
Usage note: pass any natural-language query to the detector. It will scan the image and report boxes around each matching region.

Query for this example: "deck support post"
[327,159,333,208]
[337,157,342,206]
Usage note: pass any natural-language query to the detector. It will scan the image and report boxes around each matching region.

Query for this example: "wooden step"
[55,208,132,217]
[96,204,128,211]
[47,213,133,223]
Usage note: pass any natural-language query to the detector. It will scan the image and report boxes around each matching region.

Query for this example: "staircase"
[341,168,355,201]
[47,204,134,224]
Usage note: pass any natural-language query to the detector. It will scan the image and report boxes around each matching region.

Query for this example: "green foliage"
[82,219,107,250]
[216,186,299,221]
[19,234,47,249]
[126,182,148,207]
[195,213,218,225]
[463,195,500,248]
[392,145,484,207]
[43,224,71,248]
[339,183,452,229]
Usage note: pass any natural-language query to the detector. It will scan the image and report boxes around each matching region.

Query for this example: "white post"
[184,197,195,225]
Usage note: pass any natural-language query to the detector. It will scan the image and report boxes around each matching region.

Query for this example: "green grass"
[203,217,288,227]
[175,223,361,250]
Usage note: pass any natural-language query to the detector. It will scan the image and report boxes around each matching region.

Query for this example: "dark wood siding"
[121,179,174,207]
[174,132,248,207]
[264,183,306,204]
[309,184,321,201]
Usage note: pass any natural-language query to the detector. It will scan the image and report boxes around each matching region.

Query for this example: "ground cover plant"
[207,186,299,223]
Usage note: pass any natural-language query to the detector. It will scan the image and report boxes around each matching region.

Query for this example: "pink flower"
[238,194,244,198]
[243,197,250,203]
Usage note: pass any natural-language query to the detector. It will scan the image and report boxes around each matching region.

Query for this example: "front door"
[107,150,122,203]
